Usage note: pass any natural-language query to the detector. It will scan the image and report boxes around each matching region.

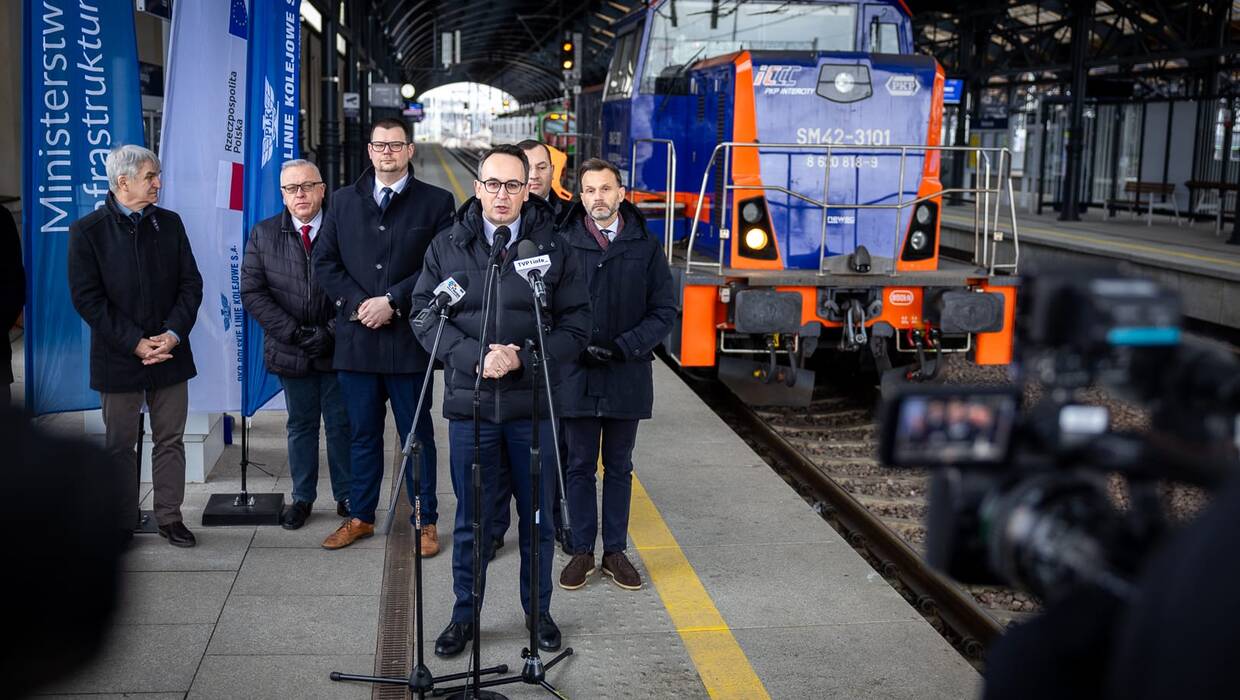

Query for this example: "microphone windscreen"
[516,238,539,260]
[492,225,511,250]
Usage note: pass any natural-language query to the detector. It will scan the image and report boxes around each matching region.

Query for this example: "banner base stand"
[202,492,284,527]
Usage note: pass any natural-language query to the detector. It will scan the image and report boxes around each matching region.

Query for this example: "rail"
[684,142,1020,278]
[628,138,678,259]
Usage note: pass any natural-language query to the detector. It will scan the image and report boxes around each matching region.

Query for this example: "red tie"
[299,224,313,254]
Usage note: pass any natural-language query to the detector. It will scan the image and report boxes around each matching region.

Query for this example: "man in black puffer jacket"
[410,144,590,659]
[241,159,351,530]
[555,159,676,594]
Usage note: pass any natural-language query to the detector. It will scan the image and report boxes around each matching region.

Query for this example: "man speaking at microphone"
[410,144,589,658]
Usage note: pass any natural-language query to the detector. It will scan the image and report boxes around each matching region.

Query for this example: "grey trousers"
[101,382,189,527]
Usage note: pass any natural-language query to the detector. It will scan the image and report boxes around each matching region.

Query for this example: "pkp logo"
[261,79,278,167]
[754,65,803,88]
[219,293,232,331]
[888,289,915,306]
[885,75,920,97]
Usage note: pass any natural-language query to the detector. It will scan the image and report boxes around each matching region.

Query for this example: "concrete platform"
[16,146,979,699]
[941,205,1240,329]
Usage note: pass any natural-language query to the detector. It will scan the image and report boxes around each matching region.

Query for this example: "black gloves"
[295,325,332,357]
[583,340,624,366]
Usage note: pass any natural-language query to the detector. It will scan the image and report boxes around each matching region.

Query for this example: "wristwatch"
[385,292,401,317]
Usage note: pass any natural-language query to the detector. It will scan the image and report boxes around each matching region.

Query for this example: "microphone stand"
[329,299,506,698]
[443,248,508,700]
[438,272,574,698]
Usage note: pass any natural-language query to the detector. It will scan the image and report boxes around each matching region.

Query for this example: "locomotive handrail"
[685,141,1021,278]
[628,138,678,259]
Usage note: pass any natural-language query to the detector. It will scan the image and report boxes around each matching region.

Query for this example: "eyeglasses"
[368,141,409,152]
[280,181,324,194]
[478,179,527,195]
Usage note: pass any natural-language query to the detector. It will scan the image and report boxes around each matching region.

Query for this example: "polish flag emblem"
[215,161,244,211]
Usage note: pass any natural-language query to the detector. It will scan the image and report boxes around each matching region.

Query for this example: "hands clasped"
[481,343,521,379]
[134,332,179,366]
[357,296,395,328]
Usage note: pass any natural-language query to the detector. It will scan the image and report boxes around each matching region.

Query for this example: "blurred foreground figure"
[1,406,127,698]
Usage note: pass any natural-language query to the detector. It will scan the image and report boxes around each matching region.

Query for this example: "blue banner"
[241,0,301,416]
[22,0,145,414]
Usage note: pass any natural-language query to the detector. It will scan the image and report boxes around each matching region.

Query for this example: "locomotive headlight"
[741,201,763,224]
[915,204,932,225]
[834,72,855,93]
[744,227,770,250]
[909,230,928,251]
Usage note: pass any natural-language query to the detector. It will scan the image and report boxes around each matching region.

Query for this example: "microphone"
[413,276,467,329]
[488,225,511,266]
[514,238,552,307]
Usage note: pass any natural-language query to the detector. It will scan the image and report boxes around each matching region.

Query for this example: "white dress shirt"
[292,209,324,242]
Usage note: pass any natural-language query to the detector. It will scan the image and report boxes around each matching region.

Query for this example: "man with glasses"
[410,144,589,658]
[518,139,573,227]
[313,119,455,553]
[241,159,351,530]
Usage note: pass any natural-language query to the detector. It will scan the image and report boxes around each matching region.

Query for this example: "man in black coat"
[241,159,351,530]
[410,144,590,658]
[1,206,23,406]
[313,118,455,552]
[67,144,203,548]
[556,158,676,592]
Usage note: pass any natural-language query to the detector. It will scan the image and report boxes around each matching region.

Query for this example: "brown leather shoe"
[321,518,375,550]
[420,523,440,557]
[601,551,642,590]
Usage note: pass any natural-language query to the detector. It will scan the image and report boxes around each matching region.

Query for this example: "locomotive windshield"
[641,1,857,93]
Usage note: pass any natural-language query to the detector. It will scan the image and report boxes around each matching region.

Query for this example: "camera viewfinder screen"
[893,393,1019,466]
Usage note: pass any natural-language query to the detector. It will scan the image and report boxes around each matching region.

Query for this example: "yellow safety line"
[943,213,1240,270]
[432,144,468,202]
[628,474,771,699]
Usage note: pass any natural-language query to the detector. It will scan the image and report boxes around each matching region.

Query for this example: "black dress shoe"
[281,501,312,530]
[435,621,472,657]
[158,521,197,548]
[336,499,350,518]
[525,612,561,652]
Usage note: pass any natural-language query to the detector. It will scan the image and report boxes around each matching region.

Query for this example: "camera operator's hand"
[297,326,331,357]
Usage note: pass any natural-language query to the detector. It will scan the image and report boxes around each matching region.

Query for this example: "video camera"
[879,268,1240,603]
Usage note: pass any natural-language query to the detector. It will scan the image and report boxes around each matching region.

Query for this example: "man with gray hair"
[68,144,204,548]
[241,159,352,529]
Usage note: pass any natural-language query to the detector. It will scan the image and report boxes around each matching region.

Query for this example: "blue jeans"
[449,418,555,623]
[337,370,437,525]
[563,417,640,554]
[279,372,352,504]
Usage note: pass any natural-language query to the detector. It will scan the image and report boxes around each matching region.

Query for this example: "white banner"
[158,0,249,412]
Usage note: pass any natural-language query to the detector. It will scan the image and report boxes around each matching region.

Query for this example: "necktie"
[299,224,313,254]
[590,226,610,250]
[129,212,141,227]
[379,187,393,212]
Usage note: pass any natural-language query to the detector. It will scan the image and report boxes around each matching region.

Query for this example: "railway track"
[664,357,1009,665]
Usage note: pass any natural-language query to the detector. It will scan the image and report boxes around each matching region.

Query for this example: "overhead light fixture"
[400,83,416,99]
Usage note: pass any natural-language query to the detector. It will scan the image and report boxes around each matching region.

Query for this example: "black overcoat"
[312,167,455,374]
[558,201,676,420]
[67,193,203,393]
